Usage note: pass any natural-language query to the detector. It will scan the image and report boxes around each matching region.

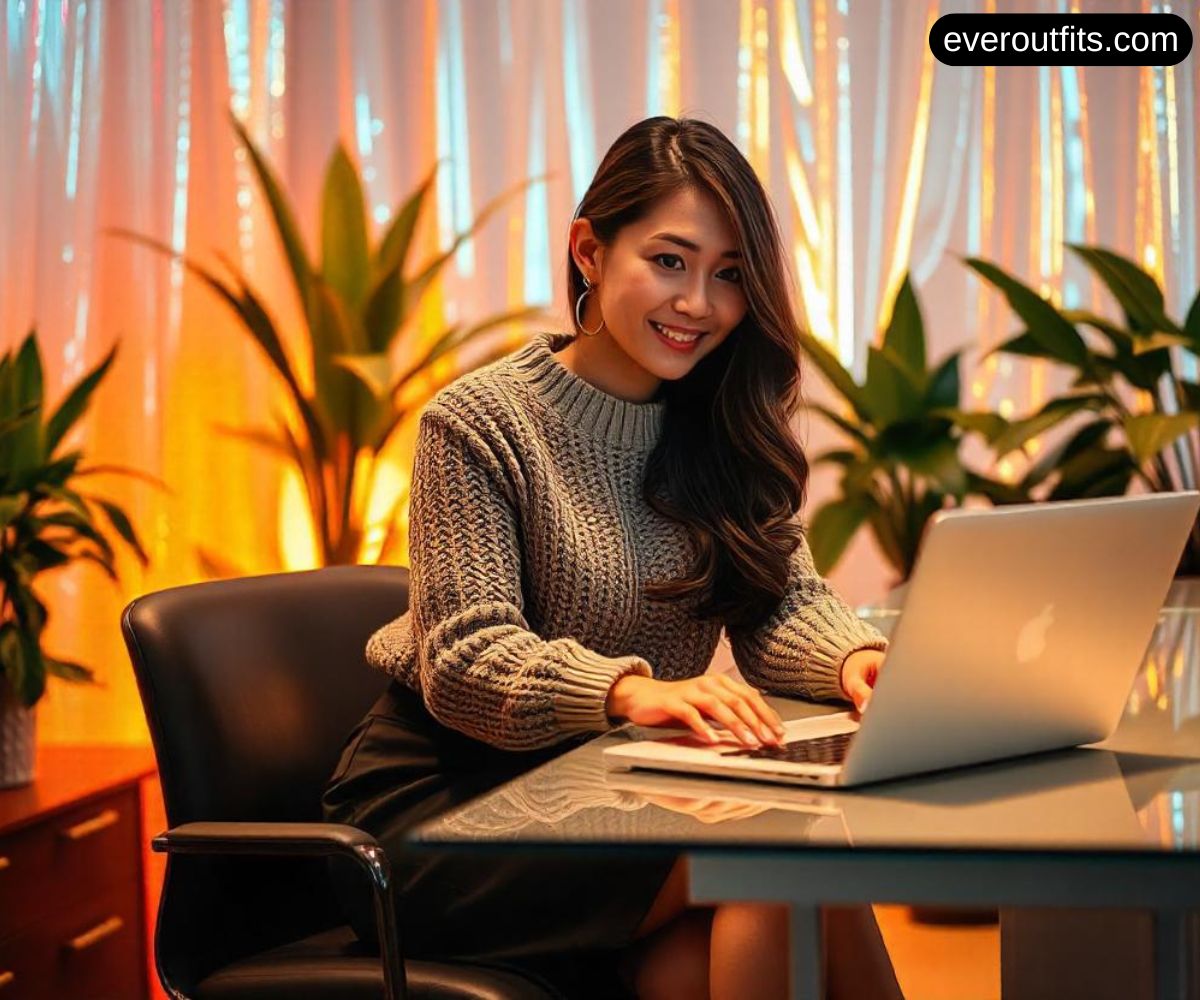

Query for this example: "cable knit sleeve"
[727,532,888,704]
[404,404,652,750]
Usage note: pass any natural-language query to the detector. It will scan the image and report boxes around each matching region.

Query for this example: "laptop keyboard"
[722,731,855,766]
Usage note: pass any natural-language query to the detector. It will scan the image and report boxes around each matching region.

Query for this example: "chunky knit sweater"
[366,331,888,751]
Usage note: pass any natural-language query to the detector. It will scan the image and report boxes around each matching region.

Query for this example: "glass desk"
[410,601,1200,999]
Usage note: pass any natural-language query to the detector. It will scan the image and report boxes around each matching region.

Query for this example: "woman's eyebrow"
[649,232,742,259]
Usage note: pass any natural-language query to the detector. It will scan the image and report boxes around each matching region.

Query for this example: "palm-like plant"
[119,115,548,568]
[0,330,151,707]
[800,274,1020,581]
[967,245,1200,572]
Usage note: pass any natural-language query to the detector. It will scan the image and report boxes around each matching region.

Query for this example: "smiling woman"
[323,116,897,1000]
[558,187,749,400]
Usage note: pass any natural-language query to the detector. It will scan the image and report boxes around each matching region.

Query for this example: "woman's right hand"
[605,674,786,747]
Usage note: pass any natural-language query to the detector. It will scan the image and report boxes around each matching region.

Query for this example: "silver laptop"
[603,492,1200,788]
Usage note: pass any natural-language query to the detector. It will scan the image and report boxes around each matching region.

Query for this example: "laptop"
[603,492,1200,788]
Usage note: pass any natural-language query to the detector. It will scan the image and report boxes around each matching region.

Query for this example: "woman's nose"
[675,279,713,318]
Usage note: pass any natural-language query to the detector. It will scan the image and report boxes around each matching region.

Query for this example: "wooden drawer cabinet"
[0,746,155,1000]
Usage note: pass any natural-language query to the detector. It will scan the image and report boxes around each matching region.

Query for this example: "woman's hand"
[605,674,786,747]
[642,793,771,825]
[840,648,885,712]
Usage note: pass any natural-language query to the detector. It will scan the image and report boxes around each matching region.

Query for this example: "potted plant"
[799,274,1022,583]
[118,115,551,572]
[966,246,1200,573]
[0,330,151,787]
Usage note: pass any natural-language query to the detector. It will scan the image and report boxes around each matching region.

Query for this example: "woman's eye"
[653,253,685,270]
[719,268,743,284]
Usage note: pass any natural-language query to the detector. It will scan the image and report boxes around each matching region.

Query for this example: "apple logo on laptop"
[1017,603,1056,663]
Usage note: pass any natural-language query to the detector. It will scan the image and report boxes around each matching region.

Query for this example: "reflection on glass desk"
[410,600,1200,1000]
[413,605,1200,855]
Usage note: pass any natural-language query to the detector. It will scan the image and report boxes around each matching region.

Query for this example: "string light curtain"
[2,0,1197,742]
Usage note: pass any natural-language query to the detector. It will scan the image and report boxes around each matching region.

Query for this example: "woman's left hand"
[840,648,885,713]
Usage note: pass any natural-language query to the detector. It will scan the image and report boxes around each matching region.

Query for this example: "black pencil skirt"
[321,679,677,996]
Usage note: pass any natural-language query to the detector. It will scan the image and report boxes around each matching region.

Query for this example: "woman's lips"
[650,320,705,352]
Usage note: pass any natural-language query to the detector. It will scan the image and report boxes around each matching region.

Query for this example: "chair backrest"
[122,565,408,988]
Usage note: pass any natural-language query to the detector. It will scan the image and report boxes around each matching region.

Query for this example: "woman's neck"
[555,330,662,404]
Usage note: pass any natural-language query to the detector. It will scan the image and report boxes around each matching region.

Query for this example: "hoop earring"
[574,278,606,337]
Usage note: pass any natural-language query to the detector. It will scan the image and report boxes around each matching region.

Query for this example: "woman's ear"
[569,217,604,283]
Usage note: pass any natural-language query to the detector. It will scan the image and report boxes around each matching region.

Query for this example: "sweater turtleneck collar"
[509,331,667,450]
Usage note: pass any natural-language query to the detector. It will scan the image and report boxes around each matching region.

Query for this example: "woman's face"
[569,186,749,400]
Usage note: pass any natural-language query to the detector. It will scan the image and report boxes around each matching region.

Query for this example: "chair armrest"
[153,821,407,1000]
[153,821,379,857]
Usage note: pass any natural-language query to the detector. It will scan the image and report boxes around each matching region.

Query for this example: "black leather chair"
[122,565,558,999]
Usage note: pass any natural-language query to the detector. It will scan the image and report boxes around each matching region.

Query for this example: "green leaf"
[195,545,249,581]
[45,343,117,456]
[889,432,967,497]
[1068,244,1178,334]
[306,276,361,441]
[797,330,870,421]
[966,258,1088,366]
[13,331,44,413]
[936,409,1009,444]
[321,145,371,310]
[1183,288,1200,357]
[89,497,150,567]
[1021,419,1113,491]
[0,402,39,443]
[332,353,393,400]
[991,394,1107,456]
[42,485,91,519]
[811,449,859,467]
[44,656,96,684]
[9,333,45,472]
[74,548,119,582]
[399,174,547,331]
[386,308,544,406]
[808,497,876,575]
[1049,446,1136,501]
[375,160,441,277]
[1122,412,1200,466]
[1177,381,1200,412]
[864,346,923,424]
[809,404,871,446]
[0,495,26,531]
[924,351,961,410]
[230,114,314,325]
[988,331,1059,362]
[965,472,1030,505]
[1130,331,1191,355]
[213,424,293,461]
[37,509,114,564]
[73,464,169,492]
[881,275,926,385]
[113,229,326,459]
[21,538,72,572]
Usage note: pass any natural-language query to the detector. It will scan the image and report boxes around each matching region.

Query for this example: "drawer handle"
[0,970,13,989]
[67,915,123,952]
[62,808,119,841]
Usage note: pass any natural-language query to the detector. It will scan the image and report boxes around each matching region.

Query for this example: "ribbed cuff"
[553,642,654,734]
[803,622,890,703]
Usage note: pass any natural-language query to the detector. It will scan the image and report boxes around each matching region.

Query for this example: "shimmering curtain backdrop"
[3,0,1198,742]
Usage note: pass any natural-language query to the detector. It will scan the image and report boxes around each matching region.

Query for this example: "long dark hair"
[567,116,810,633]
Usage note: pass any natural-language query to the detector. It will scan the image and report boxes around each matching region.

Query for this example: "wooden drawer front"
[0,877,146,1000]
[0,787,140,942]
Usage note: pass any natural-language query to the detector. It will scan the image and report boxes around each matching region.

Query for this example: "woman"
[324,116,900,999]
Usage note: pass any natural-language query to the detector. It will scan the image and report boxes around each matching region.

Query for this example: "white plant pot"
[0,682,36,789]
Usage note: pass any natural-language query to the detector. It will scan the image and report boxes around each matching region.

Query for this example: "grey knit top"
[365,331,888,750]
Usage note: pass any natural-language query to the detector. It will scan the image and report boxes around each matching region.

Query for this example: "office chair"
[122,565,557,999]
